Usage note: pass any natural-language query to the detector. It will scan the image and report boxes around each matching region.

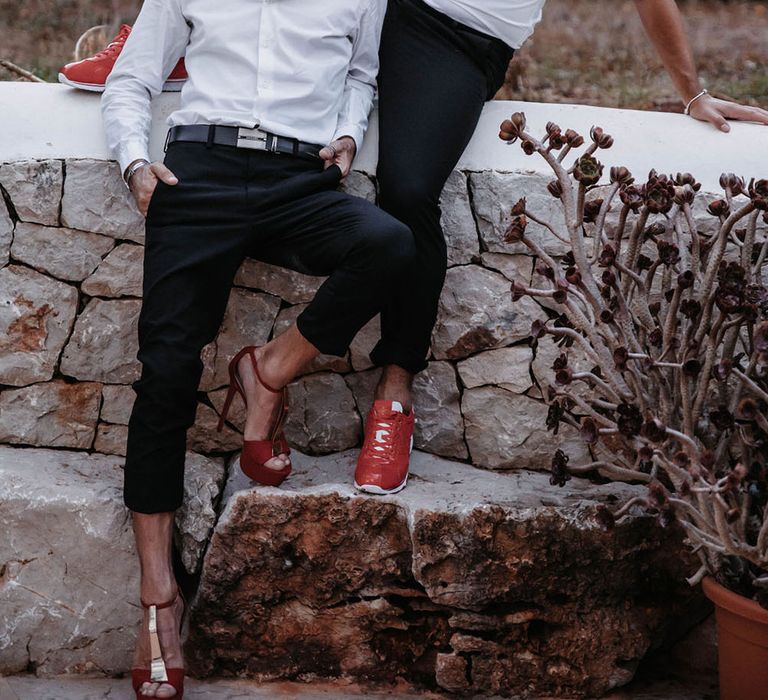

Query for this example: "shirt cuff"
[331,124,365,155]
[115,142,151,189]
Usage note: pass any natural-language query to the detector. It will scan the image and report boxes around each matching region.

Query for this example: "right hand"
[127,160,179,217]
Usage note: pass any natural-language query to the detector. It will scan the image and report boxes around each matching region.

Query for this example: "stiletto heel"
[217,345,292,486]
[131,586,185,699]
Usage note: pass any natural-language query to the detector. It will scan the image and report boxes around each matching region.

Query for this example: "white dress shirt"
[101,0,385,178]
[422,0,546,49]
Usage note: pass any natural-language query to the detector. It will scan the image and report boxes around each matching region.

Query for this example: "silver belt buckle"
[236,126,269,150]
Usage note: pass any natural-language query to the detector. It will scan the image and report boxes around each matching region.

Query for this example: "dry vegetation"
[1,0,766,111]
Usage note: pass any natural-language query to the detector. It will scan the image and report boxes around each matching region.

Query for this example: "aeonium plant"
[498,112,768,605]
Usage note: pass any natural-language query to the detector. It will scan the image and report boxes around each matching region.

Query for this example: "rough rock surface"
[0,380,101,448]
[11,222,114,282]
[431,265,542,360]
[349,314,381,372]
[0,159,62,226]
[457,346,533,393]
[0,265,78,386]
[61,160,145,242]
[234,259,325,305]
[186,449,703,699]
[187,402,242,453]
[100,384,135,425]
[81,243,144,298]
[93,422,128,456]
[462,386,590,470]
[284,373,361,454]
[0,446,139,676]
[0,191,15,266]
[174,452,227,574]
[339,171,377,202]
[0,445,228,675]
[471,171,571,256]
[199,288,281,391]
[60,298,141,383]
[441,170,480,266]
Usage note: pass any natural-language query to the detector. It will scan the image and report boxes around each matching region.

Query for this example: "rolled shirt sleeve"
[331,0,386,152]
[100,0,190,182]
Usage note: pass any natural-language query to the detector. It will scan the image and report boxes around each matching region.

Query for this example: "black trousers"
[371,0,515,374]
[124,141,415,513]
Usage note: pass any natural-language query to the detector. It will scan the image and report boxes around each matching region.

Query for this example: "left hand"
[319,136,357,178]
[688,93,768,132]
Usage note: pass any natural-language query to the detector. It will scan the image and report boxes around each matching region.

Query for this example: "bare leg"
[236,323,320,471]
[132,512,184,698]
[375,364,414,413]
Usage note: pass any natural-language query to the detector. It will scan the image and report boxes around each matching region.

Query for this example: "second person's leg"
[372,0,515,399]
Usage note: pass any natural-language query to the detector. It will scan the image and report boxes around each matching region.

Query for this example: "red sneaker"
[354,400,415,495]
[58,24,187,93]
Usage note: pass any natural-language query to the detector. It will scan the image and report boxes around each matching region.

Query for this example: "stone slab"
[0,265,78,386]
[0,159,62,226]
[191,449,703,698]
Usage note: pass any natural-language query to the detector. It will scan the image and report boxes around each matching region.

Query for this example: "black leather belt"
[164,124,323,160]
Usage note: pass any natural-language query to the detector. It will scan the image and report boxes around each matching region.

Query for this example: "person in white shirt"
[100,2,416,697]
[368,0,768,470]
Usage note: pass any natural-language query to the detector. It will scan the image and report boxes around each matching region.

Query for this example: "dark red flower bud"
[707,199,730,218]
[499,112,526,143]
[574,153,604,186]
[610,166,634,185]
[598,244,616,267]
[564,128,585,147]
[547,180,563,198]
[642,418,667,443]
[583,198,604,223]
[521,139,536,155]
[511,197,527,216]
[504,215,528,243]
[550,449,571,487]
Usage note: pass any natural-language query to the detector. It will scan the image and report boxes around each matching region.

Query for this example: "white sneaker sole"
[58,72,185,93]
[354,436,413,495]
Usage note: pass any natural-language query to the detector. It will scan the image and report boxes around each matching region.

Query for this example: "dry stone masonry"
[0,155,707,696]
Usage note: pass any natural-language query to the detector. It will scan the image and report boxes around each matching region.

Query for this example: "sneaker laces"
[93,24,131,59]
[363,411,403,464]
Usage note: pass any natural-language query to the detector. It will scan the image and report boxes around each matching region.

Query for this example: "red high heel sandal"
[131,587,186,699]
[216,346,292,486]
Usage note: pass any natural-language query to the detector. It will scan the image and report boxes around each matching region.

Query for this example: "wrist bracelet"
[124,159,150,185]
[684,89,708,116]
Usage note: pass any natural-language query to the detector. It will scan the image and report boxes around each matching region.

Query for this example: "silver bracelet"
[124,158,150,186]
[684,89,708,116]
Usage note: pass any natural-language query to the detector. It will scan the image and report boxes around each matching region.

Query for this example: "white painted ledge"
[1,82,766,191]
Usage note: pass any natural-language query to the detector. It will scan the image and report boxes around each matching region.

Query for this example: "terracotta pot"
[703,575,768,700]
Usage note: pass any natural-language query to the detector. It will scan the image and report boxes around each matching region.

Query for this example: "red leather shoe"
[58,24,187,92]
[131,586,186,700]
[354,400,415,495]
[217,346,292,487]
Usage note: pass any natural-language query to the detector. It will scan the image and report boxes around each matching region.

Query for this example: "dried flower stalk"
[500,112,768,602]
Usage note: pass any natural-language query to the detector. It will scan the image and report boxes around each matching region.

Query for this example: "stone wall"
[0,156,593,472]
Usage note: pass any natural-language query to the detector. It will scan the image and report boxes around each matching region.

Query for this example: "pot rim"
[703,575,768,624]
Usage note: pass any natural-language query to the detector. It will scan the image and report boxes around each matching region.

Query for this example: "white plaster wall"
[1,82,766,190]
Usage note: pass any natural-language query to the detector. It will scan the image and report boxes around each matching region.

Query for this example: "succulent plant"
[500,112,768,605]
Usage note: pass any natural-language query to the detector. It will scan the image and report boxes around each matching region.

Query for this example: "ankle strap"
[140,586,180,610]
[247,348,282,394]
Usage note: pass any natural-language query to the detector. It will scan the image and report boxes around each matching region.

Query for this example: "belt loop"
[292,139,299,157]
[206,124,215,149]
[163,127,171,153]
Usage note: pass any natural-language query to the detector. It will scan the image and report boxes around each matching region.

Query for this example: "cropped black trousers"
[371,0,515,374]
[123,141,415,513]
